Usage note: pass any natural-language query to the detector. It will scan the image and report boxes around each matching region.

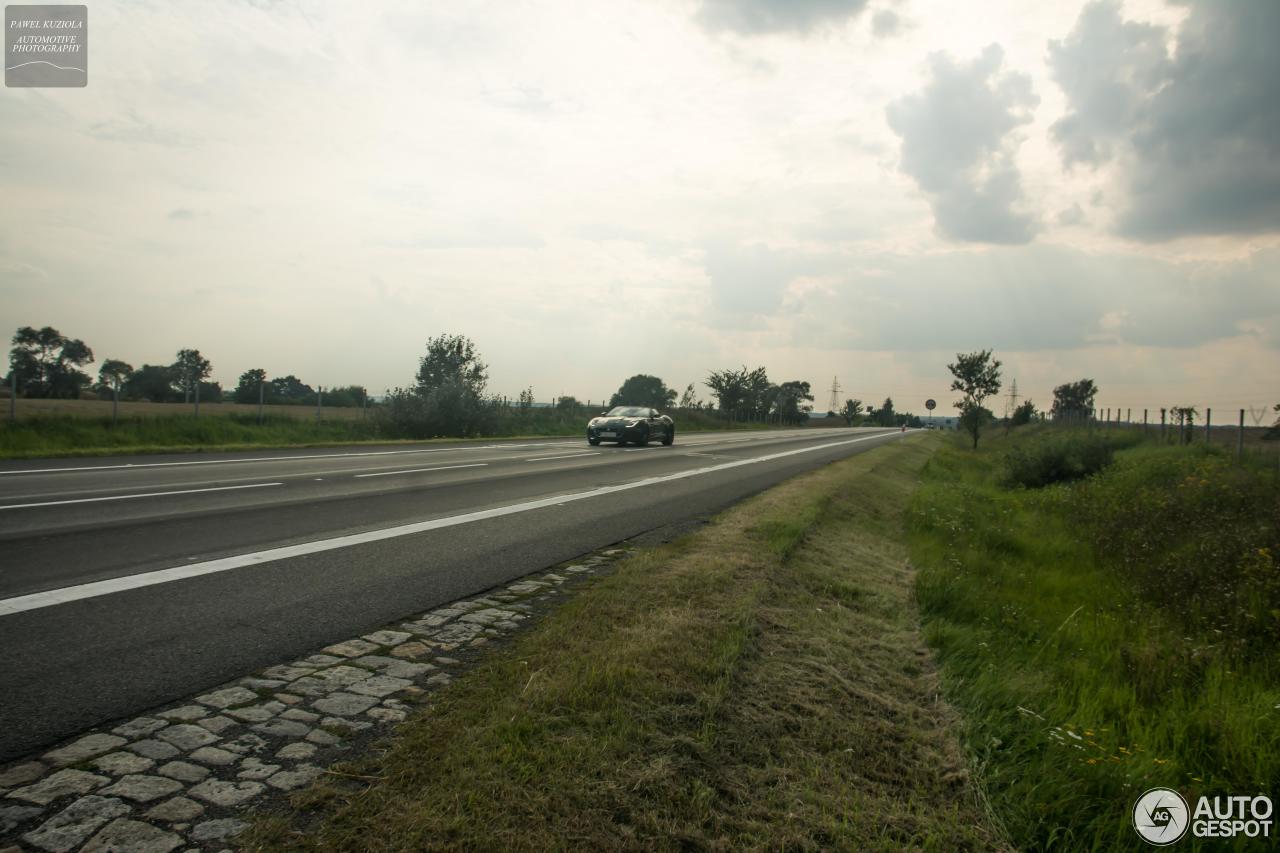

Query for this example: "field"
[0,400,799,458]
[908,426,1279,850]
[2,397,370,421]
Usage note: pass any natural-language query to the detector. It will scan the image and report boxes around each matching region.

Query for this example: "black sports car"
[587,406,675,446]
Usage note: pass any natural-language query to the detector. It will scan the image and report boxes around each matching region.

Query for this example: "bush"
[378,386,498,439]
[1073,445,1280,656]
[1001,432,1136,488]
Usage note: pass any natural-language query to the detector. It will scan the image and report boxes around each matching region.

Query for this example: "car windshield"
[606,406,649,417]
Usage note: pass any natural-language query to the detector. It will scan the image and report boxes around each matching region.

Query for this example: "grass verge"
[0,409,792,459]
[246,435,999,851]
[909,426,1280,851]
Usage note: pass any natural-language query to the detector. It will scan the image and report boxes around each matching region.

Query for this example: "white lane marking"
[525,452,599,462]
[354,463,488,479]
[0,443,581,476]
[0,482,284,511]
[0,431,907,616]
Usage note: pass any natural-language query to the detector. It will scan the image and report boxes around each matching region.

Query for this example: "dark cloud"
[1056,203,1085,226]
[700,242,846,329]
[695,0,869,36]
[703,242,808,316]
[798,246,1280,353]
[1049,0,1280,240]
[886,45,1040,244]
[871,9,903,38]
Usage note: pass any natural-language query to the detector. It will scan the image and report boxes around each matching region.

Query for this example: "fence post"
[1161,408,1167,442]
[1205,408,1211,444]
[362,389,367,420]
[10,370,16,423]
[317,386,323,421]
[112,381,119,426]
[258,379,264,425]
[194,379,200,419]
[1143,408,1148,433]
[1238,409,1245,460]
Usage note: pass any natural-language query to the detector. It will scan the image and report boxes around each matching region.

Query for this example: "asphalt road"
[0,426,908,761]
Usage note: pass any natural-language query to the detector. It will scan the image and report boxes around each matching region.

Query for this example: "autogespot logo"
[1133,788,1275,845]
[1134,788,1190,846]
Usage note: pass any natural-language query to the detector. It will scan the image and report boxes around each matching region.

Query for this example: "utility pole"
[827,376,841,414]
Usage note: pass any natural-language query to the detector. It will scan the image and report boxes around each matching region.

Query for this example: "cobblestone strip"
[0,549,631,852]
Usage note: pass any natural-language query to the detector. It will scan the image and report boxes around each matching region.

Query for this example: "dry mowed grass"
[6,398,367,421]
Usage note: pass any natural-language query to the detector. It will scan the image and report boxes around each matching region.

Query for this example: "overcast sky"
[2,0,1277,416]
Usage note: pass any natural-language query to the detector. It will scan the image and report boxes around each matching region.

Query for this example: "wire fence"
[1049,406,1280,464]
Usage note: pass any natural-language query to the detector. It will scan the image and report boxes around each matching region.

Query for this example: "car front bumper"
[587,422,644,441]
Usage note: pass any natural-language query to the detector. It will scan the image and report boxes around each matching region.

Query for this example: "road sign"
[925,399,936,411]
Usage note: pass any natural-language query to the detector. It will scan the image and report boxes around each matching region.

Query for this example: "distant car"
[587,406,675,446]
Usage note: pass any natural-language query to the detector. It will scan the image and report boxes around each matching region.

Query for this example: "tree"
[744,367,772,420]
[706,367,749,418]
[874,397,897,427]
[772,380,814,425]
[1051,379,1097,423]
[94,358,133,422]
[172,349,212,403]
[679,382,701,410]
[1171,405,1198,441]
[382,334,496,438]
[9,326,94,398]
[234,369,269,404]
[948,349,1002,449]
[517,387,534,411]
[324,385,367,407]
[841,398,864,426]
[555,395,579,412]
[125,365,179,402]
[415,334,487,398]
[197,381,223,403]
[271,375,313,403]
[1010,399,1036,426]
[96,359,133,396]
[609,374,677,409]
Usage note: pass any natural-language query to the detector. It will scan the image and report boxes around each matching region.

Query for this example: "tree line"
[5,325,367,407]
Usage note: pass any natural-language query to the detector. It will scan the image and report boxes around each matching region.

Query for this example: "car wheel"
[637,425,650,446]
[588,437,600,446]
[662,426,675,446]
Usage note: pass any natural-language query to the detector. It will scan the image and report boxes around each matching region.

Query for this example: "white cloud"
[886,45,1040,244]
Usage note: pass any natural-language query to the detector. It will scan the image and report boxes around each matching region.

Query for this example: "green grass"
[908,425,1280,851]
[0,414,391,458]
[0,408,794,459]
[246,436,1001,851]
